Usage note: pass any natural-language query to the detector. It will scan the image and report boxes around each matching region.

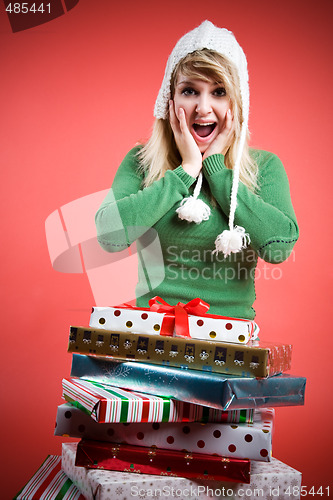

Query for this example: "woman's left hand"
[203,109,234,160]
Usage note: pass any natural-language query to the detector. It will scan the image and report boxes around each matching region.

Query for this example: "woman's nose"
[196,94,212,115]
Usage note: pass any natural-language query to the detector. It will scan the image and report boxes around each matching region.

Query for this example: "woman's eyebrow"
[176,79,194,86]
[176,79,223,87]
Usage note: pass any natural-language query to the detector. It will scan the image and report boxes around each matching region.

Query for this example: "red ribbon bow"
[148,296,210,338]
[116,296,210,338]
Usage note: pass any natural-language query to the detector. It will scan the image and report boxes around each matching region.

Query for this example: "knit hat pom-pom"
[176,196,211,224]
[213,225,250,257]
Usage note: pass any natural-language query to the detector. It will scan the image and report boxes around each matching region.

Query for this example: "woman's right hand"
[169,100,202,178]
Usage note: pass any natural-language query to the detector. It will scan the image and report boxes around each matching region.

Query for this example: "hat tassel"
[213,123,250,257]
[176,172,211,223]
[214,225,250,257]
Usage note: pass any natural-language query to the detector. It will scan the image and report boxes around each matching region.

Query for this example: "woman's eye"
[181,87,197,96]
[213,87,226,97]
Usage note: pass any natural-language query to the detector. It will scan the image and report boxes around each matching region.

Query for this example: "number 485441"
[5,3,51,14]
[285,486,330,497]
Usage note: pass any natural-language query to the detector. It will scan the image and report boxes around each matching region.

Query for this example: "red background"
[1,0,333,497]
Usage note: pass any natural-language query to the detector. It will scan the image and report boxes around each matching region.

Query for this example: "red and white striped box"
[62,377,250,424]
[14,455,84,499]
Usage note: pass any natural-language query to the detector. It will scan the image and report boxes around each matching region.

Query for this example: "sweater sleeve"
[95,146,196,252]
[202,151,299,263]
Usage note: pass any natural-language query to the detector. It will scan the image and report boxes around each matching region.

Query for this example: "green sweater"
[95,146,298,319]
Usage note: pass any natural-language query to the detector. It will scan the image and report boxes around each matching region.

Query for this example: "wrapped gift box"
[90,300,258,344]
[75,439,251,483]
[71,354,306,410]
[62,377,250,423]
[55,403,271,461]
[14,454,84,499]
[69,325,292,378]
[62,442,302,500]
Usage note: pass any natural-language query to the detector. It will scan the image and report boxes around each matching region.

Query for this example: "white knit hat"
[154,20,250,257]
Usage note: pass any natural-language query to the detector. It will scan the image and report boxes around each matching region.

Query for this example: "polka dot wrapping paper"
[14,455,85,500]
[70,354,306,410]
[69,325,292,378]
[62,443,302,500]
[89,304,258,344]
[55,403,272,462]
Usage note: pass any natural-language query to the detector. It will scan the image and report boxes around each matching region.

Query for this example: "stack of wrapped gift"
[50,297,306,499]
[15,296,306,499]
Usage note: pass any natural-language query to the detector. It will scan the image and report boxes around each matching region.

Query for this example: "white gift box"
[56,404,271,461]
[90,305,258,344]
[62,442,302,500]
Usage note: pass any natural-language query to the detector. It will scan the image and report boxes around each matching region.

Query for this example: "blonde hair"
[138,49,258,192]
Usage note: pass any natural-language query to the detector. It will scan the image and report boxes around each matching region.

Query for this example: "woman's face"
[173,72,231,154]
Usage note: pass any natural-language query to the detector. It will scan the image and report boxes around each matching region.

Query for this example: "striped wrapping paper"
[14,455,85,500]
[62,377,253,424]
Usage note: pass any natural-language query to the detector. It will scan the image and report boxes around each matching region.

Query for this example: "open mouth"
[192,122,217,139]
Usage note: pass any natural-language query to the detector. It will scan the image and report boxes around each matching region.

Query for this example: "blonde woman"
[95,21,298,320]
